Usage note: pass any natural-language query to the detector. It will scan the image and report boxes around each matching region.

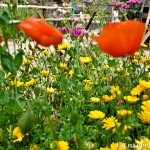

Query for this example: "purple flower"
[121,3,130,9]
[112,1,123,8]
[57,26,69,33]
[69,28,83,37]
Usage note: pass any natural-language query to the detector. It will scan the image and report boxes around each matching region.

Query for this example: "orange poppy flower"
[17,17,63,47]
[91,20,145,57]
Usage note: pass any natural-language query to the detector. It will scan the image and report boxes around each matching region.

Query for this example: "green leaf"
[0,70,5,82]
[0,11,10,27]
[17,97,26,109]
[18,110,33,134]
[7,98,22,114]
[0,91,9,104]
[1,52,17,75]
[14,50,23,70]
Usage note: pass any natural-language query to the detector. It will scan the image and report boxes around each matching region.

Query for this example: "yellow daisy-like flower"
[11,80,24,87]
[41,70,50,77]
[28,54,34,60]
[134,52,139,56]
[138,111,150,124]
[132,59,138,63]
[25,79,37,87]
[139,80,150,89]
[134,137,150,150]
[140,56,149,63]
[58,42,70,51]
[102,116,121,130]
[131,85,146,95]
[80,57,92,64]
[115,67,124,72]
[110,86,121,96]
[47,87,55,94]
[141,43,148,48]
[68,70,73,76]
[88,110,105,119]
[84,84,91,91]
[90,97,100,103]
[23,59,31,65]
[102,95,114,103]
[8,126,26,143]
[83,79,92,84]
[30,144,40,150]
[102,64,109,70]
[122,125,132,134]
[124,96,139,104]
[141,100,150,111]
[59,63,67,69]
[143,95,149,101]
[117,109,132,116]
[41,49,49,55]
[146,65,150,69]
[50,141,69,150]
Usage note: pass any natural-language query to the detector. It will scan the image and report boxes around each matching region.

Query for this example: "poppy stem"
[85,12,96,30]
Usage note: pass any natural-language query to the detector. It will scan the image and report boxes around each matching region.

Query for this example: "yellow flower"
[23,59,31,65]
[30,144,40,150]
[122,125,132,134]
[83,79,92,84]
[80,57,92,64]
[25,79,37,87]
[59,63,67,69]
[50,141,69,150]
[58,42,70,51]
[84,84,91,91]
[41,70,49,77]
[143,95,149,101]
[140,56,149,63]
[68,70,73,76]
[102,116,121,130]
[141,100,150,111]
[11,80,24,87]
[134,52,139,56]
[102,64,109,70]
[90,97,100,103]
[117,109,132,116]
[88,110,105,119]
[135,137,150,150]
[131,85,145,95]
[115,67,124,72]
[28,54,34,60]
[110,86,121,96]
[132,59,138,63]
[146,65,150,69]
[102,95,114,103]
[141,43,148,48]
[47,87,55,94]
[41,49,49,55]
[138,111,150,124]
[148,74,150,79]
[8,126,25,143]
[124,96,139,104]
[139,80,150,89]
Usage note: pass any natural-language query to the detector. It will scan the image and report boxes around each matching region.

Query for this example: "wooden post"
[142,8,150,43]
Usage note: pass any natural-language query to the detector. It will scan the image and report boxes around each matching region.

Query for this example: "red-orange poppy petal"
[17,17,63,47]
[91,20,146,57]
[0,36,2,44]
